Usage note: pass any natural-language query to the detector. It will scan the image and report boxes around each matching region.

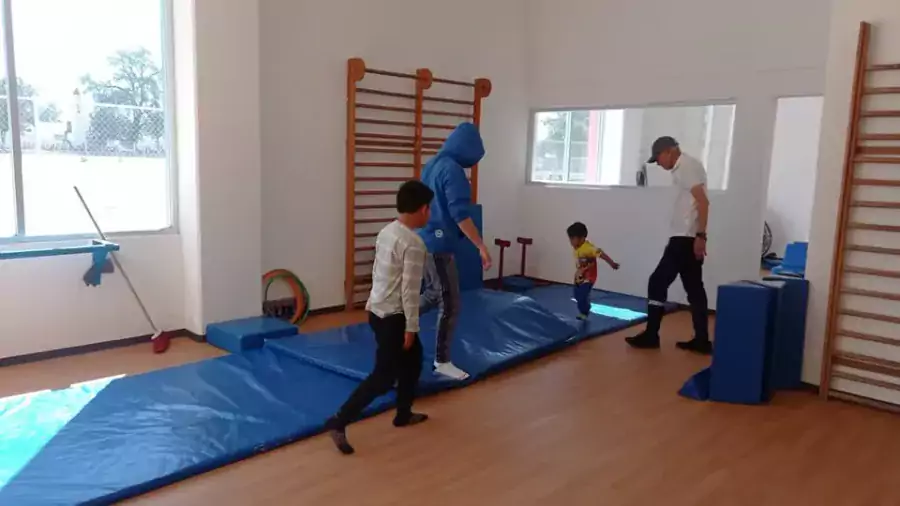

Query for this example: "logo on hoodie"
[434,229,444,238]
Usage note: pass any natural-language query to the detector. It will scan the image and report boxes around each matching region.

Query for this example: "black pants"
[420,253,460,364]
[646,236,709,340]
[332,312,423,429]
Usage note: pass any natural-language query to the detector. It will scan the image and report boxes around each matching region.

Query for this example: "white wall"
[260,0,528,309]
[190,0,262,327]
[0,236,184,359]
[765,96,823,257]
[174,0,202,333]
[806,0,900,398]
[522,0,830,307]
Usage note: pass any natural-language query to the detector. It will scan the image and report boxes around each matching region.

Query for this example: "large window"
[0,0,172,239]
[530,103,736,190]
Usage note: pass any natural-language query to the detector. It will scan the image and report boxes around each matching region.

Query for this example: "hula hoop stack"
[262,269,310,326]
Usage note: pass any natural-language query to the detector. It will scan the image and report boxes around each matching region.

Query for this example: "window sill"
[0,228,178,248]
[527,181,667,191]
[526,181,728,193]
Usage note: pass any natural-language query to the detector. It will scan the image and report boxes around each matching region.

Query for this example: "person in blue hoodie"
[419,122,492,380]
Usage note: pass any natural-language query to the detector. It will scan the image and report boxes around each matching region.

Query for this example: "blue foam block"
[521,284,678,342]
[0,349,392,506]
[709,281,777,405]
[763,277,809,390]
[455,204,484,291]
[679,367,711,401]
[268,289,579,392]
[772,241,807,277]
[206,316,298,354]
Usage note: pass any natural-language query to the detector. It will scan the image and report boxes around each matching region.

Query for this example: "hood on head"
[439,122,485,168]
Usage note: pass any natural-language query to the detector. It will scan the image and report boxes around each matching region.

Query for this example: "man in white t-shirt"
[626,136,712,354]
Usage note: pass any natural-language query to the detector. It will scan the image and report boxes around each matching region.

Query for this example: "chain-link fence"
[0,96,166,158]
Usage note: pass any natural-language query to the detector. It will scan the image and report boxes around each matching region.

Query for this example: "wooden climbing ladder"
[820,22,900,410]
[344,58,491,309]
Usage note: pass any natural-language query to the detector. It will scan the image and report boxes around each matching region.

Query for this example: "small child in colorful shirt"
[567,222,620,320]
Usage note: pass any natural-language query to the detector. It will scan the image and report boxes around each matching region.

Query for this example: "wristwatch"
[696,232,708,240]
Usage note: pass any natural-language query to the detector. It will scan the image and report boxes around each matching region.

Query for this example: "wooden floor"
[3,311,900,505]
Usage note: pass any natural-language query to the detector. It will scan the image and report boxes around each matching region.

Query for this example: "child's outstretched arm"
[597,251,620,270]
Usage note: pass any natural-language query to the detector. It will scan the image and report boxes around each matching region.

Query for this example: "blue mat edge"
[87,398,395,505]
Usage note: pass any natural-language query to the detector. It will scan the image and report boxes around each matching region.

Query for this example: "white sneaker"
[433,361,470,380]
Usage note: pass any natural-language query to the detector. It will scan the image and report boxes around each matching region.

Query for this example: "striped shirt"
[366,220,427,333]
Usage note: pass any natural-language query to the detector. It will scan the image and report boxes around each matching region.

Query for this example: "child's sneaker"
[434,361,470,380]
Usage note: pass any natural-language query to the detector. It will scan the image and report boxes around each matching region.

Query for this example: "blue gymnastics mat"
[268,286,669,390]
[521,284,679,341]
[0,285,670,504]
[0,349,393,506]
[268,289,580,392]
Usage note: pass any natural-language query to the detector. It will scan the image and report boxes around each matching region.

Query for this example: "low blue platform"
[206,316,298,354]
[771,241,808,278]
[268,289,580,392]
[0,349,393,505]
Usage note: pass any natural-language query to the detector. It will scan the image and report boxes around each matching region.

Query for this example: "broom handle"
[74,186,160,333]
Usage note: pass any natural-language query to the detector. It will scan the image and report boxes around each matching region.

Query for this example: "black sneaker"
[393,412,429,428]
[676,338,713,355]
[325,417,355,455]
[625,332,660,349]
[328,428,355,455]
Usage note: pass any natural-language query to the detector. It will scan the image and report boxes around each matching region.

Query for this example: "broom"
[74,186,174,353]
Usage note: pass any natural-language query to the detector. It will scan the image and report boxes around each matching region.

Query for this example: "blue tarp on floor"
[0,284,670,505]
[268,289,580,392]
[0,349,393,506]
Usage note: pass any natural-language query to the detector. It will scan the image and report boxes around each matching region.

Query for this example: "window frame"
[0,0,178,244]
[526,100,738,190]
[527,110,604,186]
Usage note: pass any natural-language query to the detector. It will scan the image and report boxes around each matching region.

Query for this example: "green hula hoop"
[262,269,310,325]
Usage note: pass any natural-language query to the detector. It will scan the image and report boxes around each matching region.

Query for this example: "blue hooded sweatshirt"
[418,122,485,254]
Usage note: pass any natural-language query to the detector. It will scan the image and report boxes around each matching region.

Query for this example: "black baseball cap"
[647,136,679,164]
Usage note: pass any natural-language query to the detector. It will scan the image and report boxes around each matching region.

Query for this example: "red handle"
[517,237,532,276]
[494,238,510,287]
